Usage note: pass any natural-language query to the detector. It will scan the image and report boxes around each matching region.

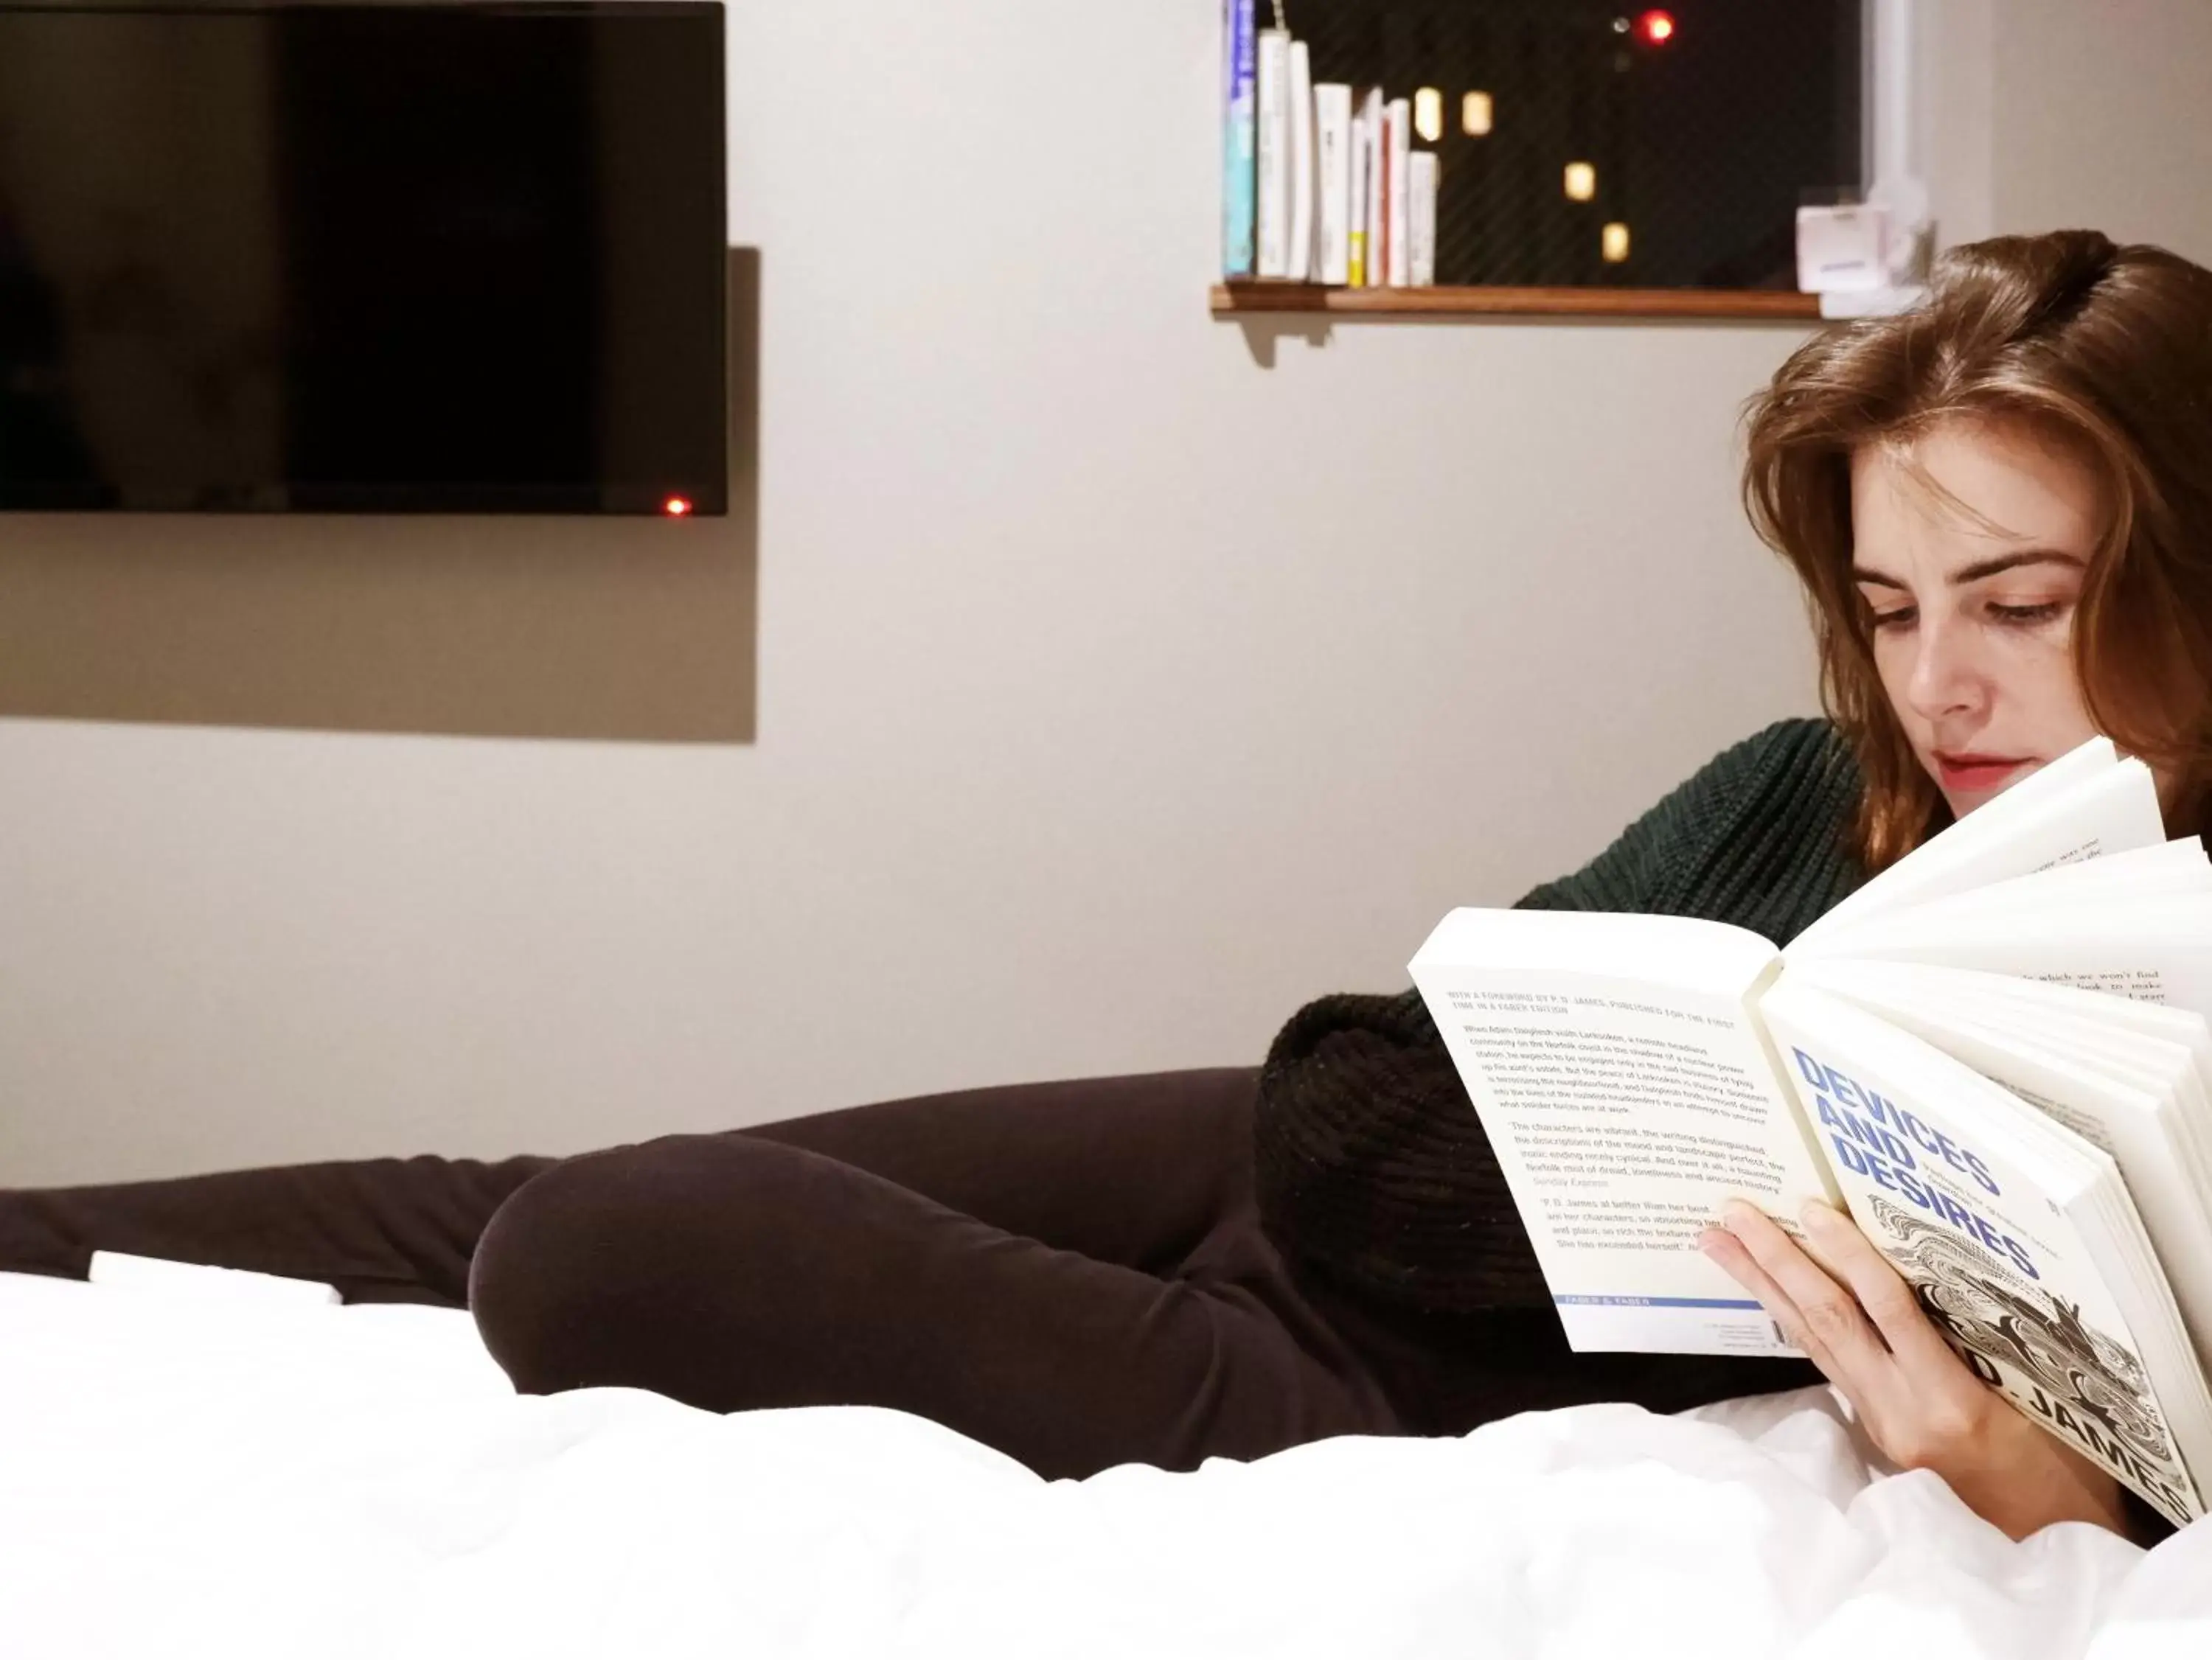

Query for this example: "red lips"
[1935,752,2032,792]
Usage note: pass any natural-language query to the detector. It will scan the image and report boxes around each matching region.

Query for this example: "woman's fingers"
[1703,1199,2059,1507]
[1793,1199,1957,1373]
[1704,1200,1893,1399]
[1696,1220,1835,1372]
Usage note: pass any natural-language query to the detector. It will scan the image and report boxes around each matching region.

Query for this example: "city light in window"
[1415,88,1443,143]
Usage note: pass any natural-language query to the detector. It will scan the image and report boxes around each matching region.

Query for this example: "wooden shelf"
[1210,282,1822,321]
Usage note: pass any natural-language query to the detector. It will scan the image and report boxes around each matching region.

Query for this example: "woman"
[1694,227,2212,1543]
[4,229,2206,1541]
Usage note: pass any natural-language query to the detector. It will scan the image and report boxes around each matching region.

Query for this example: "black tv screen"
[0,0,726,514]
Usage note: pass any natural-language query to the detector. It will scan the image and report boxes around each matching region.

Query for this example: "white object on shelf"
[1798,0,1929,321]
[1254,29,1291,279]
[1385,97,1412,287]
[1286,41,1314,283]
[1820,285,1930,319]
[1349,88,1377,285]
[1408,151,1439,287]
[1798,203,1927,317]
[1356,87,1383,287]
[1314,83,1352,286]
[1795,203,1888,293]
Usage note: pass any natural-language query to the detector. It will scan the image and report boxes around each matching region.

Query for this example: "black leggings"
[0,1068,1815,1479]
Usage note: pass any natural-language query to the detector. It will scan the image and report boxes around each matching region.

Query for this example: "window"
[1295,0,1863,290]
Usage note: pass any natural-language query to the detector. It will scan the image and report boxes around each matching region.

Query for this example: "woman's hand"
[1699,1197,2134,1541]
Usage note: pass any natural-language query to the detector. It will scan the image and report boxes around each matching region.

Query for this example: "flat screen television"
[0,0,726,514]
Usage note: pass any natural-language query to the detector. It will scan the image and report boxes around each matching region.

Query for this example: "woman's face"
[1851,419,2105,818]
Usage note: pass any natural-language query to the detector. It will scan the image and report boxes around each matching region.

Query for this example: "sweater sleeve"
[1253,720,1853,1314]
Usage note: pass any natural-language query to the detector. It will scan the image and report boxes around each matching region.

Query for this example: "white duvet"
[3,1270,2209,1660]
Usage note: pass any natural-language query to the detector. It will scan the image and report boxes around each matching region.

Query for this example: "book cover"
[1385,98,1412,286]
[1408,150,1439,287]
[1287,41,1315,284]
[1221,0,1256,279]
[1255,29,1290,279]
[1357,88,1384,287]
[1348,90,1376,286]
[1761,981,2205,1527]
[1314,83,1352,286]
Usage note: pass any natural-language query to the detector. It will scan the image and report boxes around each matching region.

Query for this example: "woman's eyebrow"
[1849,549,2087,589]
[1948,548,2087,584]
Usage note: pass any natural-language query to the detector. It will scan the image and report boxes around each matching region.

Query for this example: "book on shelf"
[1385,97,1412,287]
[1287,41,1315,283]
[1346,87,1374,286]
[1220,0,1256,279]
[1314,82,1352,287]
[1407,736,2212,1529]
[1408,150,1439,287]
[1369,97,1388,286]
[1254,27,1290,279]
[1357,86,1383,287]
[1215,24,1438,297]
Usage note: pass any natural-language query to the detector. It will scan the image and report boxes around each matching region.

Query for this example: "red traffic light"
[1638,10,1675,44]
[663,495,693,517]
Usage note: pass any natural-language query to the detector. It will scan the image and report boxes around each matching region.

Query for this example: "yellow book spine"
[1348,231,1366,288]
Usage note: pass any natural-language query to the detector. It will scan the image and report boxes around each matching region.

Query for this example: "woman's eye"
[1989,601,2065,626]
[1868,607,1916,631]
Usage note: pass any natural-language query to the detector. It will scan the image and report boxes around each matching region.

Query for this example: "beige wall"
[1990,0,2212,263]
[1918,0,2212,267]
[16,0,2135,1184]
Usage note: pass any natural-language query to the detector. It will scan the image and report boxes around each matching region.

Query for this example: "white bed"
[4,1267,2208,1659]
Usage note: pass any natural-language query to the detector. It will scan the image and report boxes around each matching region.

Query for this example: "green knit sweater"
[1253,718,1873,1314]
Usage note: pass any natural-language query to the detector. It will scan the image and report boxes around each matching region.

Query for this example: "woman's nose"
[1905,615,1989,722]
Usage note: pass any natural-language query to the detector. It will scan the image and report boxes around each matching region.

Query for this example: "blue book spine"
[1222,0,1256,278]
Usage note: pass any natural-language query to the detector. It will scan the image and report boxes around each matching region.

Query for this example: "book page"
[1759,978,2208,1527]
[1800,896,2212,1028]
[1792,747,2163,949]
[1409,910,1832,1356]
[1792,843,2212,969]
[1818,839,2212,940]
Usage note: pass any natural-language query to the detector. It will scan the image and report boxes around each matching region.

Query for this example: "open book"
[1407,736,2212,1527]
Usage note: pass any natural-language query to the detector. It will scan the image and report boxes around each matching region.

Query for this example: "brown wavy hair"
[1742,229,2212,871]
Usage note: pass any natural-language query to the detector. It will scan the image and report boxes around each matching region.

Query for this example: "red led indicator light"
[663,496,692,517]
[1638,10,1675,43]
